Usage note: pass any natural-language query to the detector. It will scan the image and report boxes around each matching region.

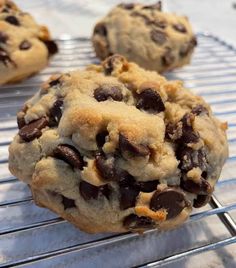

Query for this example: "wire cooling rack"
[0,33,236,267]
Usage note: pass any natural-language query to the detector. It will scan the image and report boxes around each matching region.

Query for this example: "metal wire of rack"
[0,33,236,267]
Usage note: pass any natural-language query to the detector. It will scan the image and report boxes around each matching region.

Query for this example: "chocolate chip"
[2,8,9,13]
[177,147,208,172]
[49,78,61,87]
[136,89,165,113]
[19,40,31,50]
[180,113,199,144]
[62,196,76,209]
[5,16,20,26]
[53,144,84,170]
[43,40,58,55]
[162,49,175,66]
[118,170,136,187]
[119,171,139,210]
[94,23,107,36]
[192,105,209,116]
[0,32,8,43]
[119,134,150,157]
[150,188,187,219]
[94,85,123,102]
[190,37,197,47]
[103,54,126,75]
[137,180,159,193]
[19,117,48,142]
[202,171,207,179]
[95,153,116,181]
[181,178,212,195]
[193,194,211,208]
[173,23,187,33]
[80,180,110,200]
[180,37,197,57]
[118,3,135,9]
[17,116,26,129]
[96,130,109,148]
[123,214,154,230]
[0,47,13,66]
[150,29,167,45]
[49,98,63,127]
[143,1,162,11]
[99,184,111,199]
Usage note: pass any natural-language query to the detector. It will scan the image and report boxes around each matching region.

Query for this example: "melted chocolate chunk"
[80,180,110,200]
[177,146,208,172]
[192,105,209,116]
[137,180,159,192]
[150,29,167,45]
[94,23,107,36]
[120,186,139,210]
[0,31,8,43]
[49,98,63,126]
[95,153,116,181]
[0,47,13,66]
[150,188,187,219]
[19,40,31,50]
[162,49,175,66]
[5,16,20,26]
[193,194,211,208]
[62,196,76,209]
[180,113,199,144]
[123,214,154,230]
[18,117,48,142]
[96,130,109,148]
[94,85,123,102]
[143,1,162,11]
[119,171,139,210]
[43,40,58,55]
[173,23,187,33]
[119,134,150,157]
[136,88,165,113]
[53,144,84,170]
[181,178,212,195]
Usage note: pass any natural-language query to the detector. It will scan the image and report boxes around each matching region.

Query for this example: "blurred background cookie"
[92,2,197,73]
[0,0,58,85]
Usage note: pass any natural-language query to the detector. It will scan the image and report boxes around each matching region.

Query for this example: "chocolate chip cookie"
[0,0,58,85]
[92,2,197,73]
[9,55,228,233]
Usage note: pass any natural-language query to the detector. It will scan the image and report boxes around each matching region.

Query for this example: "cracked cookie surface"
[92,2,197,73]
[0,0,57,85]
[9,55,228,233]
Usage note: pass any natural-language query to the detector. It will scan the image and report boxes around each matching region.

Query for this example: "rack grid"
[0,33,236,267]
